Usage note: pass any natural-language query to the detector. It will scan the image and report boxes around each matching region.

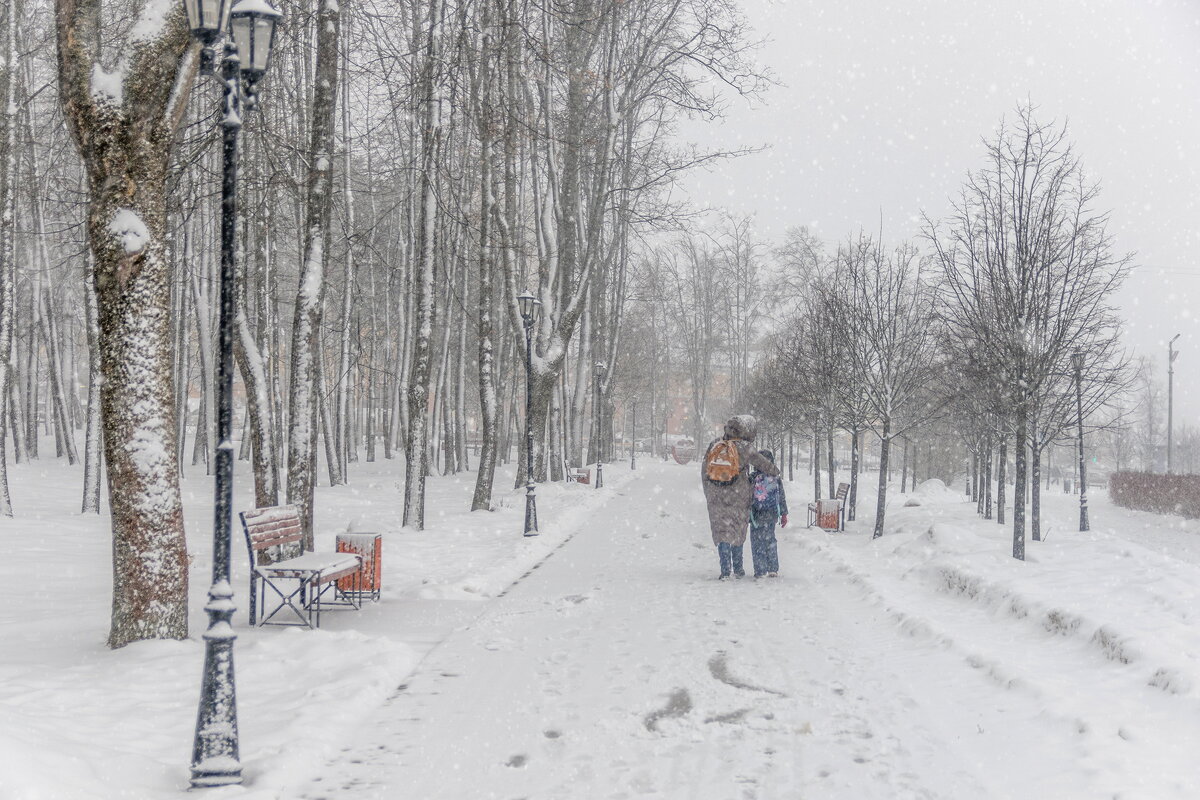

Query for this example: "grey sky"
[679,0,1200,423]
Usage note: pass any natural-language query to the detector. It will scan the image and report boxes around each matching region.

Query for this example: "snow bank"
[913,477,962,501]
[788,478,1200,795]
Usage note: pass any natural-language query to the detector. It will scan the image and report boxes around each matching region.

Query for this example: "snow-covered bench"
[239,505,363,629]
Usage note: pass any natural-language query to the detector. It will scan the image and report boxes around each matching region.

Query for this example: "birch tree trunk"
[0,0,16,515]
[402,0,443,530]
[81,255,102,513]
[234,232,279,508]
[287,0,340,547]
[335,32,355,481]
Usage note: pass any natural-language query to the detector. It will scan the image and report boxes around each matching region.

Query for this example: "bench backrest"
[836,482,849,500]
[241,505,304,566]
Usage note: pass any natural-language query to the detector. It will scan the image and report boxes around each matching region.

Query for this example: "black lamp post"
[185,0,280,788]
[594,361,606,489]
[630,395,637,471]
[518,290,541,536]
[1072,349,1089,532]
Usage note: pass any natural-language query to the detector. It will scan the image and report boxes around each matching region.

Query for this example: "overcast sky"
[679,0,1200,423]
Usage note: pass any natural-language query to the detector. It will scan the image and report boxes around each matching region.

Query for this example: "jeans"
[717,542,745,577]
[750,523,778,575]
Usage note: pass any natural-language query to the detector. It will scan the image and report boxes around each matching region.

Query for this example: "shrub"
[1109,471,1200,519]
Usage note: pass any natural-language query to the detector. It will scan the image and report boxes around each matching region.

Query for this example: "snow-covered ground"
[1,449,1198,799]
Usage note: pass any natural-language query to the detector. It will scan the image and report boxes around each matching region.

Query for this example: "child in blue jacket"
[749,450,788,577]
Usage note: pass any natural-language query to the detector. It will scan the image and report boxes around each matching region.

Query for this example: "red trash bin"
[817,499,841,531]
[336,532,382,601]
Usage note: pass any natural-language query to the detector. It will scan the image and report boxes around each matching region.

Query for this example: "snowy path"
[292,463,1118,800]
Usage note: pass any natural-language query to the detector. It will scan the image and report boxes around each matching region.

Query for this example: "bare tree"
[834,237,942,539]
[928,107,1131,559]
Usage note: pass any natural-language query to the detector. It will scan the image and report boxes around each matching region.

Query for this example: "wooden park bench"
[240,505,364,629]
[808,482,849,531]
[566,467,591,484]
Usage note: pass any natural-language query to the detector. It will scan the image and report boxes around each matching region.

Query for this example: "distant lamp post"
[1169,334,1181,474]
[594,361,607,489]
[630,395,638,471]
[518,290,541,536]
[1072,349,1089,532]
[185,0,280,788]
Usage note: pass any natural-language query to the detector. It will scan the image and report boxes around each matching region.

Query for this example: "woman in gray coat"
[700,415,780,579]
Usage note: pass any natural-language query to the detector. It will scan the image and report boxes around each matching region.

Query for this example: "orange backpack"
[705,440,741,484]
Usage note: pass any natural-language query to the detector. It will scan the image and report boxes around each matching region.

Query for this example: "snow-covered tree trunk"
[81,255,102,513]
[872,417,891,539]
[287,0,340,547]
[171,264,188,472]
[190,263,212,471]
[1014,405,1029,559]
[0,0,16,516]
[848,428,860,521]
[471,8,501,509]
[316,340,340,486]
[234,237,279,508]
[402,0,443,530]
[41,287,79,464]
[334,30,355,482]
[826,425,835,497]
[983,438,993,519]
[56,0,197,646]
[996,435,1007,526]
[1030,437,1041,543]
[812,426,821,502]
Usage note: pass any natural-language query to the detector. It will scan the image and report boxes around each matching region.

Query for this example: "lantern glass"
[230,0,281,76]
[1071,351,1084,371]
[186,0,230,39]
[517,290,535,320]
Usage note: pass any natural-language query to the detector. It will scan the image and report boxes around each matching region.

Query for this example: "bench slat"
[241,504,302,524]
[246,517,302,534]
[251,531,303,550]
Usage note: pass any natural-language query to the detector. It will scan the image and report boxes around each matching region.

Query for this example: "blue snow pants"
[717,542,745,577]
[750,522,779,576]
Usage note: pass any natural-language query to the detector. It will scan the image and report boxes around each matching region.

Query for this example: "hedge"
[1108,471,1200,519]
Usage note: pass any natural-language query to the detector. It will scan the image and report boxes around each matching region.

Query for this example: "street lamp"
[1169,334,1181,474]
[1071,349,1089,532]
[630,395,638,471]
[185,0,280,788]
[594,361,607,489]
[184,0,230,49]
[518,290,541,536]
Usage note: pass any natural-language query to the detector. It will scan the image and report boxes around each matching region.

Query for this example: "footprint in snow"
[644,688,693,732]
[708,652,787,697]
[704,708,751,724]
